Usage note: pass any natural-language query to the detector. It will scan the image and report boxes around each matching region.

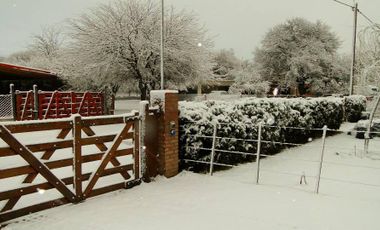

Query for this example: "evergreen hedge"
[179,96,365,169]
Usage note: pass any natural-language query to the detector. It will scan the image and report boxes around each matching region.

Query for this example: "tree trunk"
[139,79,147,100]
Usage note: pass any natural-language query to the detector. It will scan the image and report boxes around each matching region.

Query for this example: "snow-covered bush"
[179,97,344,169]
[344,95,367,122]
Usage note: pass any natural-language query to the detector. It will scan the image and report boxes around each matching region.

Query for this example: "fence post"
[73,115,83,201]
[103,87,109,115]
[255,123,262,184]
[133,112,140,180]
[33,85,39,120]
[209,122,218,176]
[9,84,17,121]
[315,125,327,194]
[139,101,149,179]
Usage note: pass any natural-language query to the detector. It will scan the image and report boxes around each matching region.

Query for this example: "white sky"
[0,0,379,59]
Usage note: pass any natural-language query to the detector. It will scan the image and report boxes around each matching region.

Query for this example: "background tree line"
[4,0,370,98]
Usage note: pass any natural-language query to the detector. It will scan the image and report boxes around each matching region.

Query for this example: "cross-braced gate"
[0,114,140,223]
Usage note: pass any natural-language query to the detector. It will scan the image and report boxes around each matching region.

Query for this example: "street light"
[197,42,203,95]
[160,0,164,90]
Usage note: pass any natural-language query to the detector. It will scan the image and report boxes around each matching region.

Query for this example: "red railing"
[16,91,106,120]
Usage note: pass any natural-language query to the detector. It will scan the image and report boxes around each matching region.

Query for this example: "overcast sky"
[0,0,379,59]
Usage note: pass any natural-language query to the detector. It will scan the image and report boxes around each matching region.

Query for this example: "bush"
[344,95,367,122]
[179,97,345,170]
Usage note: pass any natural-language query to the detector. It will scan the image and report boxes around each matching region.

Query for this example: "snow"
[150,90,178,111]
[3,124,380,230]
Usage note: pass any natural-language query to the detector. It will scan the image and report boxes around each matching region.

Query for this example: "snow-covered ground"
[114,99,141,114]
[3,123,380,230]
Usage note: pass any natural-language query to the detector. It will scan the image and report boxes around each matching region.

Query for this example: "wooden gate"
[0,114,140,223]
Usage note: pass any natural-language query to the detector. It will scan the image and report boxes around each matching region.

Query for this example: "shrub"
[344,95,367,122]
[179,97,344,170]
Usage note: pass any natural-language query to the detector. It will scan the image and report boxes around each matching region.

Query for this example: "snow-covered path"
[3,130,380,230]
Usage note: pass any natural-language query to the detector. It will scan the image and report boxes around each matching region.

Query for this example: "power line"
[358,10,380,30]
[332,0,354,9]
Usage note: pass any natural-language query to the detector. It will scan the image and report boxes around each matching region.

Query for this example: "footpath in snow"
[3,125,380,230]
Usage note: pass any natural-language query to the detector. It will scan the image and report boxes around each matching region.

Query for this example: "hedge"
[179,96,365,170]
[344,95,367,122]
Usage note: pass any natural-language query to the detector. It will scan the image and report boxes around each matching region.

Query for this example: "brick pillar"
[150,90,179,178]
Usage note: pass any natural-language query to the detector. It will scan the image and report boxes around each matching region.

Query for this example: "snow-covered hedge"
[344,95,367,122]
[179,97,344,168]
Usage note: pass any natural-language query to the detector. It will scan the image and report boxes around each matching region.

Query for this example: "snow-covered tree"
[228,65,269,97]
[5,25,66,72]
[212,49,241,79]
[64,0,213,99]
[254,18,342,95]
[31,26,64,59]
[357,26,380,92]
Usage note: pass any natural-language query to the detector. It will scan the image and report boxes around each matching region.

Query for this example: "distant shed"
[0,62,62,94]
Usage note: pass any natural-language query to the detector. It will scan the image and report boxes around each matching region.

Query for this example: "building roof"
[0,62,57,79]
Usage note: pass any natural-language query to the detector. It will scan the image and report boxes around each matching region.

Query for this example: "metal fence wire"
[0,94,13,119]
[181,121,380,194]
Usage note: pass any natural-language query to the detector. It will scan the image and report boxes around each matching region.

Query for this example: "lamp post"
[197,42,202,95]
[160,0,164,90]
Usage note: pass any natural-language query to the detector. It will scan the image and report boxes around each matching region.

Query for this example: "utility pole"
[333,0,359,95]
[349,2,358,95]
[160,0,164,90]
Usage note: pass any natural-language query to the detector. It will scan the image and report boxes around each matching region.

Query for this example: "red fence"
[16,91,107,120]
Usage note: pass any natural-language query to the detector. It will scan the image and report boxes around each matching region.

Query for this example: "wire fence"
[0,94,13,120]
[180,120,380,194]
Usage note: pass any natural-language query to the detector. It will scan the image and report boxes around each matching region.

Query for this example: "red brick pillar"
[150,90,179,178]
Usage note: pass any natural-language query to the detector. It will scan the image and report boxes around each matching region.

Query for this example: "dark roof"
[0,62,57,79]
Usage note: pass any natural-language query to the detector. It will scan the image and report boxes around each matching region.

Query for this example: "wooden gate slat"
[1,197,20,212]
[0,125,77,203]
[0,148,133,179]
[83,122,133,197]
[0,198,69,223]
[81,126,129,179]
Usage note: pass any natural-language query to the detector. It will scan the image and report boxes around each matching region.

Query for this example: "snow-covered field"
[3,123,380,230]
[114,99,141,114]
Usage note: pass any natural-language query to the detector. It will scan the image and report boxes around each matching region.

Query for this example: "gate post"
[150,90,179,178]
[10,84,17,121]
[33,85,39,120]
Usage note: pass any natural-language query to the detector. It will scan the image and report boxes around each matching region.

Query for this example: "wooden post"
[209,122,217,176]
[73,115,83,201]
[139,101,149,179]
[255,123,262,184]
[349,3,358,95]
[315,125,327,194]
[133,114,140,180]
[33,85,39,120]
[9,84,16,121]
